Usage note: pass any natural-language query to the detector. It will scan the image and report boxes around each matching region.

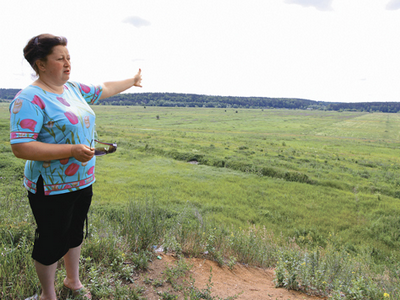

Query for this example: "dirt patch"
[136,253,326,300]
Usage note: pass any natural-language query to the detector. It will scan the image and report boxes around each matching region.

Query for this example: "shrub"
[120,199,168,252]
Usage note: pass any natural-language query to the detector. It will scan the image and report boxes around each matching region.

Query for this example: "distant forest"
[1,88,400,113]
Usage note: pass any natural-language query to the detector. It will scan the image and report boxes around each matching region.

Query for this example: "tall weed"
[121,198,168,252]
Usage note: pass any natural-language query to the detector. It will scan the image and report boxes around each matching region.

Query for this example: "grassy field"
[2,103,400,299]
[3,104,400,254]
[87,106,400,256]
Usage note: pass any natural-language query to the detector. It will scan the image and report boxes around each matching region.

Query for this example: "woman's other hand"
[71,144,94,162]
[133,69,142,87]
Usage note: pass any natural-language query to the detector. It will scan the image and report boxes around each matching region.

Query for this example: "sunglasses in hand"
[91,139,117,156]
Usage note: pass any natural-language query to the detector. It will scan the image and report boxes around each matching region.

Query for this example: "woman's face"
[40,45,71,85]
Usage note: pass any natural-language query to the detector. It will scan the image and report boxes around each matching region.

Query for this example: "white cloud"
[123,16,151,28]
[386,0,400,10]
[284,0,333,11]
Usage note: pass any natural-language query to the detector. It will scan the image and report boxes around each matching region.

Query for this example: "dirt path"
[138,254,326,300]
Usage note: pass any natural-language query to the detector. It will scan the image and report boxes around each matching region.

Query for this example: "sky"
[1,0,400,103]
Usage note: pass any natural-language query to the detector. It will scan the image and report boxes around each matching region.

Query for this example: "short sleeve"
[10,98,45,144]
[68,81,103,105]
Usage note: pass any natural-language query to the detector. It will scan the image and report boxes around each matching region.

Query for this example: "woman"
[10,33,142,300]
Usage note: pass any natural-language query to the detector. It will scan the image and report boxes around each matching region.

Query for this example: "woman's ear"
[36,60,46,72]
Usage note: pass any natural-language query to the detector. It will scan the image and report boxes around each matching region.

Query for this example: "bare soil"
[136,253,327,300]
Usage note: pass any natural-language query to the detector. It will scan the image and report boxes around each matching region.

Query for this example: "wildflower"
[384,293,390,298]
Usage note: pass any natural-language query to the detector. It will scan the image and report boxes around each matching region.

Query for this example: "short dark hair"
[23,34,68,75]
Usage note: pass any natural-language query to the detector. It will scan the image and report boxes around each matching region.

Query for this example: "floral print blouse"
[9,81,102,195]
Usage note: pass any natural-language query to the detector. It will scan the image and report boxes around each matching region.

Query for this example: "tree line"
[97,92,400,113]
[0,88,20,102]
[1,88,400,112]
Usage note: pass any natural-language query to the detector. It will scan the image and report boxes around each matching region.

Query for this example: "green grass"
[3,103,400,255]
[88,106,400,257]
[2,103,400,299]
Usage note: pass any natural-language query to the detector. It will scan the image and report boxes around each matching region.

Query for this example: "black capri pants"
[28,176,93,266]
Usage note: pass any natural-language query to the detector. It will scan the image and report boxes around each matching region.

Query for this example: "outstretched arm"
[99,69,142,100]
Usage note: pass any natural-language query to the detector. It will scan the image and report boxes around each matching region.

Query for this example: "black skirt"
[28,176,93,265]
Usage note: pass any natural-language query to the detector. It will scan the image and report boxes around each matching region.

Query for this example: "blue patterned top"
[9,81,102,195]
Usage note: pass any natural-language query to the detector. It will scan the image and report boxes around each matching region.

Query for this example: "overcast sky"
[1,0,399,103]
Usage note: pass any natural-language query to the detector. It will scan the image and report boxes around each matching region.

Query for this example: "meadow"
[1,103,400,299]
[92,106,400,255]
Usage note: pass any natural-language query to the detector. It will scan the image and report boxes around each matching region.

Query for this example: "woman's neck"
[34,77,64,94]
